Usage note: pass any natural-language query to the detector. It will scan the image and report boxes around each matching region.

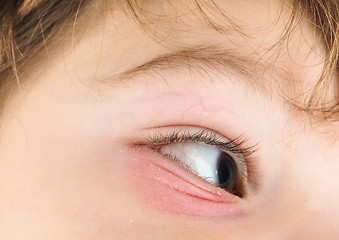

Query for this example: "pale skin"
[0,0,339,239]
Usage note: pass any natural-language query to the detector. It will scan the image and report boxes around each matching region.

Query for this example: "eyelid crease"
[151,159,233,201]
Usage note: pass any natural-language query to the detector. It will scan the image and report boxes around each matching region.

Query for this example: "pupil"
[217,153,236,190]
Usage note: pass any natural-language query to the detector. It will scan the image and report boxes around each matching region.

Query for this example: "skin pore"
[0,0,339,239]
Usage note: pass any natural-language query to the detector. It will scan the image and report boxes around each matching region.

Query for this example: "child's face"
[1,0,338,239]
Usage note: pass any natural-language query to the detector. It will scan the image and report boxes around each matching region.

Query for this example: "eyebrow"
[110,45,284,92]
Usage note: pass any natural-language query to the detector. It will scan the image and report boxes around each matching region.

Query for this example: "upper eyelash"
[146,129,256,157]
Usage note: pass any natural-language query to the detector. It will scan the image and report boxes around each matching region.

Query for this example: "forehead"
[64,0,324,101]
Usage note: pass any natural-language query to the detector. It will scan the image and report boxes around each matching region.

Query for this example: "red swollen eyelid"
[125,147,244,218]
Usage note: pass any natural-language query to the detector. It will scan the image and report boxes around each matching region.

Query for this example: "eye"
[130,129,255,217]
[155,142,244,196]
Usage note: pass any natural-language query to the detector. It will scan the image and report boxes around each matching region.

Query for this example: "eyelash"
[144,128,257,192]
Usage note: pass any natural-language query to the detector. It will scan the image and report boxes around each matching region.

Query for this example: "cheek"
[125,148,245,218]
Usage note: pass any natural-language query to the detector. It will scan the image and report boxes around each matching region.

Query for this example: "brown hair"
[0,0,89,112]
[297,0,339,118]
[0,0,338,118]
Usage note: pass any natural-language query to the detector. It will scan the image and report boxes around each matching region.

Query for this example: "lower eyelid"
[124,146,245,218]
